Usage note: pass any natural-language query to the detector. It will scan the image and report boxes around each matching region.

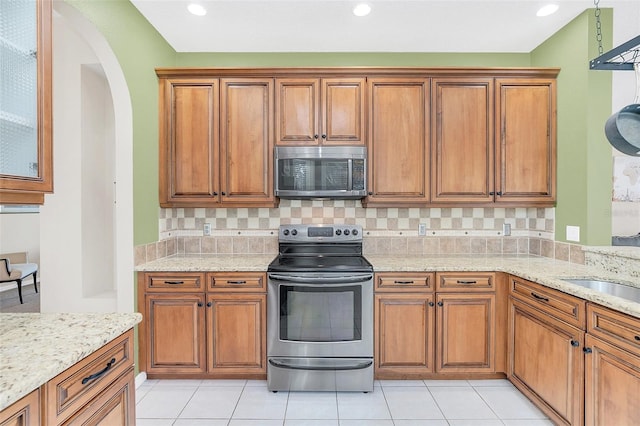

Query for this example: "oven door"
[267,273,373,358]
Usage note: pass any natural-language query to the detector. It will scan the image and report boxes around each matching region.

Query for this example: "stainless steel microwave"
[274,146,367,199]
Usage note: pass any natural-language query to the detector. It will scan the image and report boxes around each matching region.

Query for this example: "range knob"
[352,229,358,236]
[291,229,298,236]
[344,229,350,236]
[335,229,342,236]
[283,229,290,236]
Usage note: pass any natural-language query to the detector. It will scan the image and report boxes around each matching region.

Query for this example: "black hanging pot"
[605,63,640,156]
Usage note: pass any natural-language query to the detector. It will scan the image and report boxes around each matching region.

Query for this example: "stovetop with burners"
[267,224,373,273]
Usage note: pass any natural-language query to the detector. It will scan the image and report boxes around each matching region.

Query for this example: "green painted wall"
[67,1,616,248]
[531,9,613,245]
[64,0,176,246]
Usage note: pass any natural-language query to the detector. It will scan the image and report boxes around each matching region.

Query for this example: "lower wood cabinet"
[508,295,584,426]
[436,293,495,373]
[0,389,40,426]
[139,271,267,379]
[374,271,501,379]
[44,329,136,426]
[584,303,640,426]
[375,292,435,376]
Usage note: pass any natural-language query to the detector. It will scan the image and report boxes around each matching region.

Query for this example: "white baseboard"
[135,371,147,389]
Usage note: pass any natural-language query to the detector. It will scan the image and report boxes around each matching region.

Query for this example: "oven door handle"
[269,358,373,371]
[268,273,373,285]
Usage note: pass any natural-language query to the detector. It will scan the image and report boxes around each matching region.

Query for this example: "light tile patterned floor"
[136,379,554,426]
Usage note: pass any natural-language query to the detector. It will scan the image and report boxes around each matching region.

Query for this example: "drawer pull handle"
[164,281,184,285]
[228,280,247,285]
[456,280,477,284]
[82,358,116,385]
[394,280,414,284]
[531,292,549,303]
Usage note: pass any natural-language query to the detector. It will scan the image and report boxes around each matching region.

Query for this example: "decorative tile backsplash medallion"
[134,200,584,266]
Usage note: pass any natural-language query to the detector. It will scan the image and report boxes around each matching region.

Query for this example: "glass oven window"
[279,285,362,342]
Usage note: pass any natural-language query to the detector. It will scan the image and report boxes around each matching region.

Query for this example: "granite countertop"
[136,254,276,272]
[137,253,640,318]
[0,312,142,411]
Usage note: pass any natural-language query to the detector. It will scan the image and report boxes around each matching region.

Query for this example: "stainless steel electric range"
[267,224,374,392]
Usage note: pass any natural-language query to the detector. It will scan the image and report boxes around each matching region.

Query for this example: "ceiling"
[130,0,630,53]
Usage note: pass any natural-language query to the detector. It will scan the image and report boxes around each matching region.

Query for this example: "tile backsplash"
[134,200,586,266]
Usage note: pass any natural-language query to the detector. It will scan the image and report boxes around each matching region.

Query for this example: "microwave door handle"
[268,273,373,285]
[348,158,353,191]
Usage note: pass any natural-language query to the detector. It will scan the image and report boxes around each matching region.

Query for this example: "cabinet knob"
[570,340,580,347]
[207,302,212,307]
[213,192,218,196]
[197,302,203,307]
[583,347,593,354]
[489,191,495,195]
[437,301,444,307]
[321,134,327,139]
[221,191,226,196]
[368,192,373,196]
[428,301,435,307]
[635,335,640,341]
[314,134,319,139]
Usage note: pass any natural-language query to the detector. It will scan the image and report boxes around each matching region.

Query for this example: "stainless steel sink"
[561,279,640,303]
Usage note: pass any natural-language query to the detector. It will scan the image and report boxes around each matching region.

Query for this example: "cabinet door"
[584,335,640,426]
[436,293,495,373]
[275,78,319,145]
[145,294,206,374]
[159,79,220,206]
[0,0,53,204]
[375,293,435,377]
[509,297,584,426]
[495,79,556,204]
[207,293,266,374]
[0,389,39,426]
[367,78,430,206]
[431,78,494,204]
[220,78,275,204]
[322,78,366,145]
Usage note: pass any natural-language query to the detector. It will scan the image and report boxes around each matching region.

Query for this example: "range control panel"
[278,224,363,243]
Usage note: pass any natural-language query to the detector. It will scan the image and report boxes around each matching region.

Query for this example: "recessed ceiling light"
[536,4,559,17]
[187,3,207,16]
[353,3,371,17]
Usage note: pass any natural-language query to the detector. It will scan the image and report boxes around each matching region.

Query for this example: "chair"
[0,252,38,304]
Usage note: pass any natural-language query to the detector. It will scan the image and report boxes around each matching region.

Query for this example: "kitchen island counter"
[0,312,142,411]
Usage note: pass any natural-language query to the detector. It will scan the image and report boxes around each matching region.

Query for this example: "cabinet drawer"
[0,388,39,426]
[45,329,134,425]
[587,303,640,357]
[145,272,205,292]
[63,367,135,426]
[510,276,585,329]
[207,272,266,292]
[436,272,495,292]
[375,272,434,292]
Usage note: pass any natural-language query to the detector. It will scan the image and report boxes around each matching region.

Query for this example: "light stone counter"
[136,253,640,319]
[0,312,142,411]
[367,254,640,319]
[135,254,276,272]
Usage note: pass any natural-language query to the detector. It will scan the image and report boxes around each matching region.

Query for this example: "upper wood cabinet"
[0,0,52,205]
[159,76,276,207]
[275,78,365,145]
[495,78,557,205]
[366,78,430,206]
[431,78,494,204]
